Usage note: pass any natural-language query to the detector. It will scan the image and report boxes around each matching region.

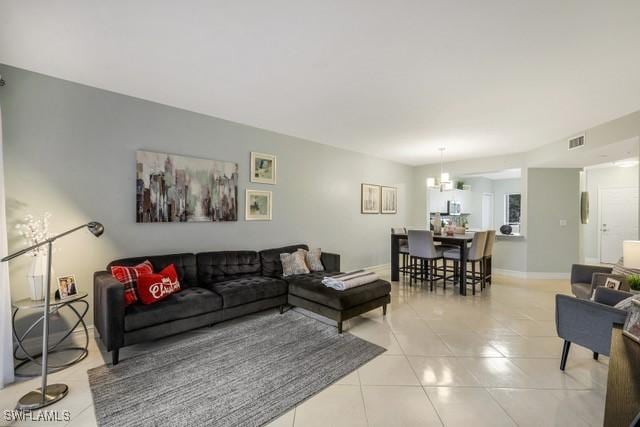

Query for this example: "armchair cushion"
[571,282,592,300]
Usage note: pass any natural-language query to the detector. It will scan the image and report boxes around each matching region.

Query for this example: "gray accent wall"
[0,65,413,326]
[526,168,581,273]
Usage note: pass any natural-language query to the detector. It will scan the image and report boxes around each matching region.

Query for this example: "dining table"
[390,231,479,296]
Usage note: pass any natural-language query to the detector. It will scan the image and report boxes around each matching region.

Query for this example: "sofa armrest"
[94,271,125,351]
[321,252,340,273]
[593,286,633,306]
[555,294,627,356]
[571,264,612,285]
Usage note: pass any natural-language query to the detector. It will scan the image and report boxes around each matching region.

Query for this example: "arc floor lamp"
[1,221,104,410]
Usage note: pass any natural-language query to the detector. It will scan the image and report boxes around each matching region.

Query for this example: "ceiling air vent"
[568,135,585,150]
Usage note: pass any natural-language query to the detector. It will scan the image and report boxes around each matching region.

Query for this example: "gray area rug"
[87,310,385,427]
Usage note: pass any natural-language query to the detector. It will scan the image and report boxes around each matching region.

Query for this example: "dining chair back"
[483,230,496,257]
[408,230,439,259]
[468,231,488,261]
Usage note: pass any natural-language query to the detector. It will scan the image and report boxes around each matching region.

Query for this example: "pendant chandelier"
[427,147,452,192]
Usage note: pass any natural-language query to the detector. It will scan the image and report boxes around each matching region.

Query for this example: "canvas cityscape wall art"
[136,150,239,222]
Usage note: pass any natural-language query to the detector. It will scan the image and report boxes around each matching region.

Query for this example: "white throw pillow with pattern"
[303,248,324,272]
[280,250,310,276]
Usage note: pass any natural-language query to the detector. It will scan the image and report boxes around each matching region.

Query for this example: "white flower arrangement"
[15,212,52,257]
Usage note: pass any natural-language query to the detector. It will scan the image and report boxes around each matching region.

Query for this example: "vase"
[27,254,50,301]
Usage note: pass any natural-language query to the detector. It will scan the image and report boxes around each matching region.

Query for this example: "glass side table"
[12,293,89,377]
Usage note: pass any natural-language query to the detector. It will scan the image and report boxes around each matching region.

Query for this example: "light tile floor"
[0,270,608,426]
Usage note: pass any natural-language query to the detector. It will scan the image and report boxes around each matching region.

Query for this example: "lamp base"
[16,384,68,410]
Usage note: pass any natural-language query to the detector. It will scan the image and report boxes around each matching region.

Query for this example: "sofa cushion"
[259,244,309,278]
[209,276,288,308]
[124,287,222,332]
[288,275,391,310]
[109,253,198,288]
[196,251,261,286]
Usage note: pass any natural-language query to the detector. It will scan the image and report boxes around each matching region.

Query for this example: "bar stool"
[482,230,496,289]
[392,227,409,276]
[443,231,488,295]
[408,230,444,291]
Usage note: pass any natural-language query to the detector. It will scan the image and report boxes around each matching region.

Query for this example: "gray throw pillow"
[304,248,324,272]
[280,250,310,276]
[614,294,640,311]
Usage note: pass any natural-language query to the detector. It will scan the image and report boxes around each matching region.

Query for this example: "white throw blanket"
[322,270,379,291]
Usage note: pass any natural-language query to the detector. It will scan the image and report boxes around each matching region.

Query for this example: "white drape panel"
[0,108,15,388]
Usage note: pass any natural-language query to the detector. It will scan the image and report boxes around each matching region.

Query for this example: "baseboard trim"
[362,263,391,271]
[525,272,570,279]
[493,268,570,280]
[493,268,527,278]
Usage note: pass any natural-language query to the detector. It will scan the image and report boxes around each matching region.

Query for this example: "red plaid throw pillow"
[110,260,153,305]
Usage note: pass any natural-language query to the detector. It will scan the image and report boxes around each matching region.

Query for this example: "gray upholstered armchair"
[570,263,629,299]
[556,287,631,370]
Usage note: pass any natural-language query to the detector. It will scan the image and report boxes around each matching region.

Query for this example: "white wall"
[583,164,639,262]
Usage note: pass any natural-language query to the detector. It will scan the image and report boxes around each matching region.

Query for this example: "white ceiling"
[1,1,640,165]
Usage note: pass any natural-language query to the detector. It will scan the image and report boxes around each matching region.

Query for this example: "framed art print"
[136,150,238,222]
[381,186,397,214]
[250,152,276,184]
[623,299,640,343]
[361,184,380,214]
[246,189,272,221]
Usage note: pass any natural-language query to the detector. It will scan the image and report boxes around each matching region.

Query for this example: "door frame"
[597,186,639,264]
[481,192,494,230]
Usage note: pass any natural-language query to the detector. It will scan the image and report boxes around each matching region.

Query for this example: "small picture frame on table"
[57,275,78,299]
[604,277,621,290]
[623,299,640,343]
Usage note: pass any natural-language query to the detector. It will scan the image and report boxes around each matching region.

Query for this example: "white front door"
[599,187,639,264]
[481,193,494,230]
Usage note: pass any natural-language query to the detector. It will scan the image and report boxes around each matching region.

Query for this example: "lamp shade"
[426,177,436,188]
[87,221,104,237]
[623,240,640,269]
[440,172,450,183]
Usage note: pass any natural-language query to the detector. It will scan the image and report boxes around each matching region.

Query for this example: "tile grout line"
[355,370,372,427]
[483,386,522,427]
[386,305,446,427]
